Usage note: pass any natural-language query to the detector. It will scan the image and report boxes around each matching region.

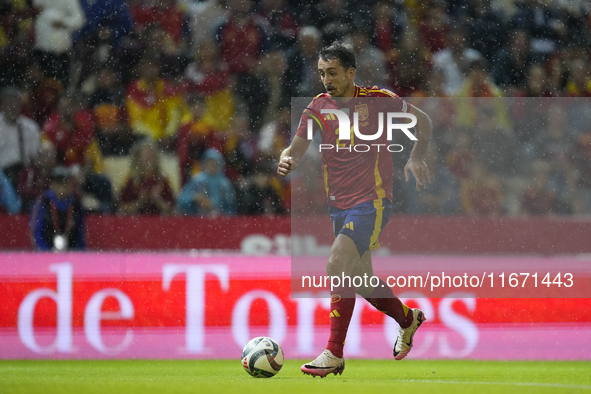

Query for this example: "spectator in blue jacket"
[178,148,236,216]
[30,167,85,251]
[0,170,21,214]
[75,0,134,47]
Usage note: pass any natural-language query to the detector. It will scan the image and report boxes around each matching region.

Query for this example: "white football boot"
[300,349,345,378]
[393,308,426,360]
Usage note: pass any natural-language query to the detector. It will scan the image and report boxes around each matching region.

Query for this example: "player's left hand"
[404,157,431,191]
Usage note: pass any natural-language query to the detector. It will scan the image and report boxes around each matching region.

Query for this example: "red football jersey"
[295,85,409,209]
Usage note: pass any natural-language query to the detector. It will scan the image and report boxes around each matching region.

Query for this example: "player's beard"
[326,77,352,98]
[326,84,344,97]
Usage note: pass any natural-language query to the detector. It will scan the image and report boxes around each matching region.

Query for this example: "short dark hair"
[319,40,356,70]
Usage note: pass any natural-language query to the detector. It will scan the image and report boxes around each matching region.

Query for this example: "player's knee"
[326,254,349,277]
[355,285,374,298]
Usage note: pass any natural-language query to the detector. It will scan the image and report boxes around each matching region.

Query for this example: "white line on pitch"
[398,379,591,390]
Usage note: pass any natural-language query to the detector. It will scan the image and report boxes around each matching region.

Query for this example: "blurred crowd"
[1,0,591,228]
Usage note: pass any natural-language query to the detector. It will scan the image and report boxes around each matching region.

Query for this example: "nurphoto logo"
[305,107,417,153]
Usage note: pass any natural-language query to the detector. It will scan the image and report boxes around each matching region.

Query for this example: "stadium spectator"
[17,141,57,214]
[0,87,41,190]
[141,25,189,79]
[258,106,290,160]
[177,148,236,216]
[455,60,511,132]
[42,95,114,214]
[370,1,406,57]
[509,66,554,163]
[460,161,504,216]
[0,0,35,45]
[418,0,449,54]
[286,156,324,215]
[509,0,566,57]
[518,63,553,97]
[520,160,557,216]
[404,144,461,215]
[0,169,21,214]
[73,0,133,81]
[30,166,85,251]
[19,61,63,125]
[258,49,290,126]
[460,0,505,62]
[130,0,187,45]
[75,24,126,84]
[32,0,85,85]
[126,59,188,148]
[492,29,536,94]
[235,46,287,132]
[535,104,573,165]
[255,0,299,49]
[75,0,133,48]
[447,129,476,181]
[185,38,231,94]
[233,77,268,132]
[184,39,235,131]
[177,94,217,185]
[0,0,36,88]
[410,80,456,154]
[546,51,567,94]
[456,59,503,98]
[472,105,515,177]
[411,69,448,98]
[285,26,324,97]
[182,0,227,49]
[256,107,296,213]
[42,95,100,172]
[562,58,591,136]
[556,1,591,48]
[571,131,591,214]
[533,104,575,214]
[236,167,285,215]
[433,25,483,95]
[563,58,591,97]
[347,29,388,89]
[389,27,432,96]
[306,0,351,45]
[90,66,136,157]
[119,140,175,215]
[215,0,268,76]
[220,113,257,181]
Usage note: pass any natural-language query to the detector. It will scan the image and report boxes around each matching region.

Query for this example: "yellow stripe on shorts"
[369,198,384,250]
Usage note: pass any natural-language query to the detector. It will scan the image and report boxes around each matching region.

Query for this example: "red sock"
[326,285,356,358]
[364,278,413,328]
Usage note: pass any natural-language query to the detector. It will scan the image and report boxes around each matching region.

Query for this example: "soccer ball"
[241,337,284,378]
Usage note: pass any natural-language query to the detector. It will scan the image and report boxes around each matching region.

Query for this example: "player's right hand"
[277,156,296,177]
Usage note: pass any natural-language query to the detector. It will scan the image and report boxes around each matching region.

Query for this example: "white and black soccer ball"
[241,337,284,378]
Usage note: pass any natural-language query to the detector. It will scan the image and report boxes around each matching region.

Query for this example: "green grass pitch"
[1,360,590,394]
